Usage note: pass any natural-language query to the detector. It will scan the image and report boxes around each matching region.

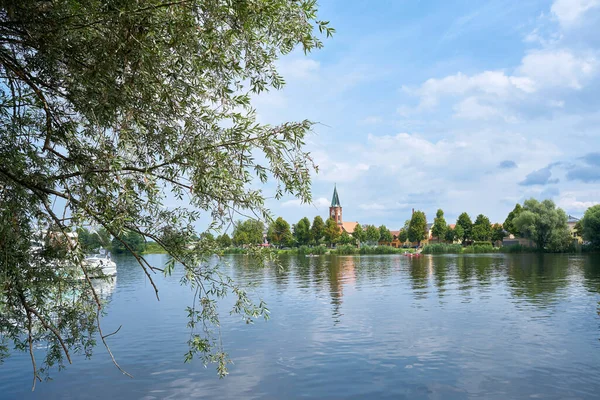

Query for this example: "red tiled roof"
[341,221,358,234]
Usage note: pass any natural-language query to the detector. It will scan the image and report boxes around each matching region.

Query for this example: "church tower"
[329,185,342,225]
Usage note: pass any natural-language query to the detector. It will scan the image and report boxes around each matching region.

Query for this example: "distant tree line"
[214,200,600,253]
[77,227,149,254]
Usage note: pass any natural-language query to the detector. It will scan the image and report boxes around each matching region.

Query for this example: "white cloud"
[403,70,535,110]
[312,149,370,182]
[453,97,515,121]
[556,192,599,211]
[399,49,596,120]
[551,0,600,28]
[281,197,329,209]
[359,203,386,211]
[518,49,596,90]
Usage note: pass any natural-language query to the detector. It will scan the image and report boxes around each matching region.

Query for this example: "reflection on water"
[2,253,600,400]
[91,276,117,301]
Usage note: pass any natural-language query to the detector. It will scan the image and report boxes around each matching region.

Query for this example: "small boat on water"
[84,250,117,277]
[404,252,423,257]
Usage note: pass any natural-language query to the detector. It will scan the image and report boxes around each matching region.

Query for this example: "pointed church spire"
[331,184,341,207]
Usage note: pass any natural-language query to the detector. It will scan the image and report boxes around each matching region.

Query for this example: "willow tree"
[0,0,333,389]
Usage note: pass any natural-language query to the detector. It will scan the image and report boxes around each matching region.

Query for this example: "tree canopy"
[339,231,354,245]
[471,214,492,242]
[323,217,341,246]
[513,199,572,252]
[456,213,473,242]
[310,216,326,245]
[111,231,146,254]
[491,224,505,243]
[581,205,600,248]
[352,223,365,243]
[0,0,332,386]
[233,220,265,246]
[398,228,408,244]
[293,217,312,246]
[267,217,293,248]
[379,225,393,244]
[431,209,447,240]
[216,233,232,248]
[408,211,427,244]
[444,225,456,243]
[365,225,380,245]
[503,204,523,236]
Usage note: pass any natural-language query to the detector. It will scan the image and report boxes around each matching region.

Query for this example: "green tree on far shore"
[444,225,456,243]
[399,228,408,244]
[324,218,341,247]
[504,204,523,236]
[233,220,265,246]
[581,205,600,248]
[267,217,293,248]
[352,223,365,244]
[472,214,492,241]
[216,234,232,248]
[408,211,427,245]
[513,199,572,252]
[311,216,326,245]
[112,231,146,254]
[339,231,354,245]
[454,225,465,244]
[365,225,380,245]
[491,224,505,243]
[432,209,447,241]
[379,225,393,244]
[456,213,473,242]
[293,217,312,246]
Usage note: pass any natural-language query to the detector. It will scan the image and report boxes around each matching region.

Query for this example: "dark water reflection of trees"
[226,253,600,320]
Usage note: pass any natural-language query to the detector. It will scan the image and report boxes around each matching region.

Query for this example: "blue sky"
[249,0,600,230]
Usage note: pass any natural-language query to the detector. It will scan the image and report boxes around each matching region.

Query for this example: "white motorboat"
[84,250,117,277]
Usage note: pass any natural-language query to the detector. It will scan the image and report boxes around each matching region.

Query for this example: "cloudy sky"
[254,0,600,230]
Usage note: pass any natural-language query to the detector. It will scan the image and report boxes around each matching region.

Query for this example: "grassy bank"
[331,245,413,255]
[422,243,499,254]
[221,245,414,256]
[142,241,168,254]
[422,243,582,254]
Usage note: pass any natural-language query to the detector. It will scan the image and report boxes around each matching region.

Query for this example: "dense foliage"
[216,233,232,248]
[310,216,326,245]
[267,217,293,248]
[422,243,463,254]
[379,225,393,243]
[352,223,365,244]
[233,220,265,246]
[472,214,492,242]
[365,225,380,245]
[0,0,332,386]
[293,217,312,246]
[456,213,473,242]
[581,205,600,248]
[513,199,572,252]
[431,209,447,240]
[324,217,341,246]
[408,210,427,244]
[503,204,523,236]
[111,231,146,254]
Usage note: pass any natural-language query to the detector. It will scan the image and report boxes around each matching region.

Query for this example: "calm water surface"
[2,253,600,399]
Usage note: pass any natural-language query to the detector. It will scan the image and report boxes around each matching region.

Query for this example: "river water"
[2,253,600,399]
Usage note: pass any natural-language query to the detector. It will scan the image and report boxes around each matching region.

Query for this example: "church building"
[329,185,359,234]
